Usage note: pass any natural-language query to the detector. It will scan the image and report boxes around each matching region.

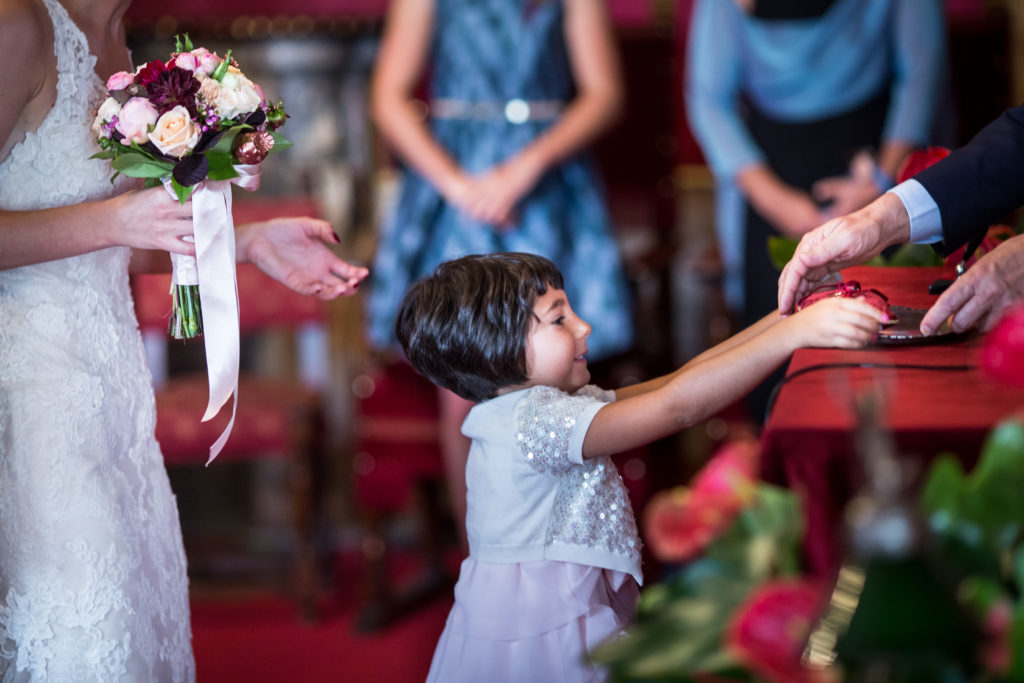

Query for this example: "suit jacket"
[914,103,1024,253]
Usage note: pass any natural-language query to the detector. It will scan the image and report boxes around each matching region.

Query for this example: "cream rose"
[148,105,200,158]
[92,96,122,136]
[214,72,262,120]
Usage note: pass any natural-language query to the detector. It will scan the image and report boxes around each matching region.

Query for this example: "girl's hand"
[789,297,886,349]
[236,216,369,299]
[105,187,195,255]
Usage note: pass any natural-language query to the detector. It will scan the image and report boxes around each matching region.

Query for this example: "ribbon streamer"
[163,165,261,463]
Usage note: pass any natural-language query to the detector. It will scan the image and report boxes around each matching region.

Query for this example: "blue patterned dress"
[367,0,633,360]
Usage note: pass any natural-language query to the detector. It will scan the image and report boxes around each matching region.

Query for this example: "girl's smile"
[523,288,592,393]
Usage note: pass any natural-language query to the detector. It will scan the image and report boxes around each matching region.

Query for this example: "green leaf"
[89,149,117,160]
[211,125,250,155]
[171,177,194,204]
[269,131,293,153]
[882,243,944,267]
[920,454,965,520]
[205,151,240,181]
[111,153,173,179]
[767,236,798,272]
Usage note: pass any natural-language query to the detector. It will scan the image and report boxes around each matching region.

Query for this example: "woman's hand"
[813,152,886,218]
[105,187,195,255]
[787,297,885,349]
[236,216,369,299]
[443,153,544,228]
[737,164,827,238]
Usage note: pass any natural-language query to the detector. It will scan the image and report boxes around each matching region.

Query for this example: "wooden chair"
[131,200,330,621]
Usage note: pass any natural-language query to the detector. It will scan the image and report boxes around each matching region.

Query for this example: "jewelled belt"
[430,98,564,124]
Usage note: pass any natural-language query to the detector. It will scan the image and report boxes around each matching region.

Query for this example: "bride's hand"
[235,216,369,299]
[104,187,195,255]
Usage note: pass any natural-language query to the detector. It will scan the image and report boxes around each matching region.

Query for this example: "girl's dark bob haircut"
[395,252,564,402]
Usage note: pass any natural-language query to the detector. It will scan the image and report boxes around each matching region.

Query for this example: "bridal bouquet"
[91,33,289,339]
[91,35,290,462]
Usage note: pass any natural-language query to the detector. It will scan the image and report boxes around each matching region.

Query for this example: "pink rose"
[171,52,198,72]
[148,105,200,158]
[194,51,221,77]
[106,71,134,91]
[114,97,159,144]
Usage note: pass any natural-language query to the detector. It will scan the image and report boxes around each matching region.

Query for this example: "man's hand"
[921,234,1024,334]
[778,192,911,314]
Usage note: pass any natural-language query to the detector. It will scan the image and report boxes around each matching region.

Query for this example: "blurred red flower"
[895,146,951,184]
[981,302,1024,388]
[644,438,759,562]
[724,579,829,683]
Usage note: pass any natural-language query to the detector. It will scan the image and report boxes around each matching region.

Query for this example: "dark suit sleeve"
[912,103,1024,252]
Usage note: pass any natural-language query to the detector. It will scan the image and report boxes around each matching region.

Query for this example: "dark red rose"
[135,59,167,87]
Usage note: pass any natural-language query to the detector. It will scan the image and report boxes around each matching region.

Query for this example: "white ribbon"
[163,164,262,463]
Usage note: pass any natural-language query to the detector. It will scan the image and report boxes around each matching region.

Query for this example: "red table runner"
[760,265,1024,577]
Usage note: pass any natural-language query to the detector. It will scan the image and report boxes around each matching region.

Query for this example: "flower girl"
[395,252,883,681]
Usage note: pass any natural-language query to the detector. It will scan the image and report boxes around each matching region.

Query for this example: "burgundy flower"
[724,579,828,683]
[981,302,1024,388]
[146,67,200,117]
[135,59,167,86]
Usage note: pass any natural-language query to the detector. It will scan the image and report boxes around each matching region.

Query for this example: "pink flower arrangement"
[91,33,288,206]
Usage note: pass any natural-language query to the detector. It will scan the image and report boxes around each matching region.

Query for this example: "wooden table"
[760,265,1024,577]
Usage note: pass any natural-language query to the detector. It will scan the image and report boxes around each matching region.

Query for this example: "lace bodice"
[0,1,194,680]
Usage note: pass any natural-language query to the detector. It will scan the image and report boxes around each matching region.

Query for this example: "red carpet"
[192,591,450,682]
[190,551,455,682]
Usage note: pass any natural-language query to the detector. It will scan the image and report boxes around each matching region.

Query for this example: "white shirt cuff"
[888,179,943,244]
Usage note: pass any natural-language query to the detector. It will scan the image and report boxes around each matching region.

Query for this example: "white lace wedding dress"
[0,0,194,680]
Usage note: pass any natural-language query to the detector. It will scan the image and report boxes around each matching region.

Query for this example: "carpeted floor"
[190,549,456,682]
[192,591,450,682]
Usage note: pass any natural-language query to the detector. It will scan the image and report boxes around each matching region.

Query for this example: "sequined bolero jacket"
[461,385,643,584]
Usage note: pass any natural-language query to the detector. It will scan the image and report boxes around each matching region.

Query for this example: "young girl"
[368,0,634,546]
[395,252,884,682]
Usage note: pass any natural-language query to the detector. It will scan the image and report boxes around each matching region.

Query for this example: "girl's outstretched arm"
[614,310,782,400]
[582,298,883,458]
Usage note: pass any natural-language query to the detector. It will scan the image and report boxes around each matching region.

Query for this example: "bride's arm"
[234,216,368,299]
[0,0,194,271]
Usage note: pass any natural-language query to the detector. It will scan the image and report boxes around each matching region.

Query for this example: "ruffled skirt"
[426,559,639,682]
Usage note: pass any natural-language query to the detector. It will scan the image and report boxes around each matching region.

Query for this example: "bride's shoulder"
[0,0,50,66]
[0,0,56,159]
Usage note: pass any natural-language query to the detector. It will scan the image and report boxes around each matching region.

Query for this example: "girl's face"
[522,287,592,393]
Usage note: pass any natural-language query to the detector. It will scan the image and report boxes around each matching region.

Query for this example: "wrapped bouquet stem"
[91,34,290,461]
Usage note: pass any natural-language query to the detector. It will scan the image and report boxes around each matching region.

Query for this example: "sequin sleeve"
[514,385,611,475]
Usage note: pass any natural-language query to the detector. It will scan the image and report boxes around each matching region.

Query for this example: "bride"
[0,0,367,680]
